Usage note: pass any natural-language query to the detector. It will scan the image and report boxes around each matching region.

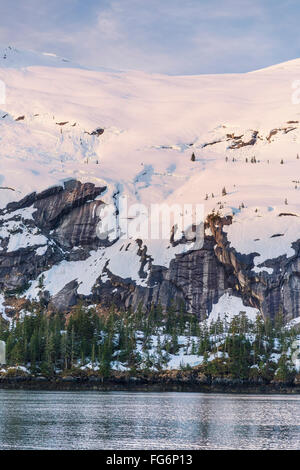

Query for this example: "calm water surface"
[0,390,299,449]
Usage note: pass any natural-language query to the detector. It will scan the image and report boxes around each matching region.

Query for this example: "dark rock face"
[50,280,79,312]
[32,179,104,232]
[52,200,105,250]
[101,237,230,318]
[91,214,300,321]
[0,180,106,293]
[0,180,300,322]
[0,245,61,292]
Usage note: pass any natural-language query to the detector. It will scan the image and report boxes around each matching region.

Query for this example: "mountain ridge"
[1,51,300,323]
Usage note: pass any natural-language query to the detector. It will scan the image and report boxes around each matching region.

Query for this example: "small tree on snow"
[191,152,196,162]
[222,187,227,196]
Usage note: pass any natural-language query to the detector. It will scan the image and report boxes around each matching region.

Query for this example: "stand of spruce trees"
[0,303,298,383]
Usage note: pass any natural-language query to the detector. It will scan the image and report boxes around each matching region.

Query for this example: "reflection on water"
[0,390,299,449]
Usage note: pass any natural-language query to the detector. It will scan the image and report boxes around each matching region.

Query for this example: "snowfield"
[2,46,300,319]
[207,293,259,325]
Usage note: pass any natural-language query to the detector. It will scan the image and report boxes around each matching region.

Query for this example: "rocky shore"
[1,372,300,394]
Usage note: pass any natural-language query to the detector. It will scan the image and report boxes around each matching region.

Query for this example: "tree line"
[0,303,299,383]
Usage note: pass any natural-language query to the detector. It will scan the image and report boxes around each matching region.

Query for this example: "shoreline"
[1,377,300,394]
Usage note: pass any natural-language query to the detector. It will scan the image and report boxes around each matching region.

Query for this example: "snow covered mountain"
[0,46,82,69]
[1,48,300,324]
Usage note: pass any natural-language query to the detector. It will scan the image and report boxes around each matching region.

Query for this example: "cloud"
[0,0,299,74]
[97,10,123,41]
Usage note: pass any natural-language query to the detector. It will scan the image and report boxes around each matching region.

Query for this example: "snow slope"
[0,46,79,69]
[207,293,259,325]
[1,48,300,318]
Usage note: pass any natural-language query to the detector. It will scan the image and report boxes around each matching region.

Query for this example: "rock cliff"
[0,180,299,323]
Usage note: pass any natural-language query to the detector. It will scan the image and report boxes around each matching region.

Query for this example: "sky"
[0,0,300,75]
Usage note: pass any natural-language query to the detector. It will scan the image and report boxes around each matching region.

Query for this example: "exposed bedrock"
[0,180,300,322]
[91,237,231,318]
[0,180,106,292]
[91,214,300,321]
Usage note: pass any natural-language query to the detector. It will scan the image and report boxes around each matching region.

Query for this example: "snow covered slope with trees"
[1,47,300,323]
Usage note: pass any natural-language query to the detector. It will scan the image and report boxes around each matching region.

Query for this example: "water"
[0,390,299,449]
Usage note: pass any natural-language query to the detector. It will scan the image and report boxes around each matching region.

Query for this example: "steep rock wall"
[0,181,299,323]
